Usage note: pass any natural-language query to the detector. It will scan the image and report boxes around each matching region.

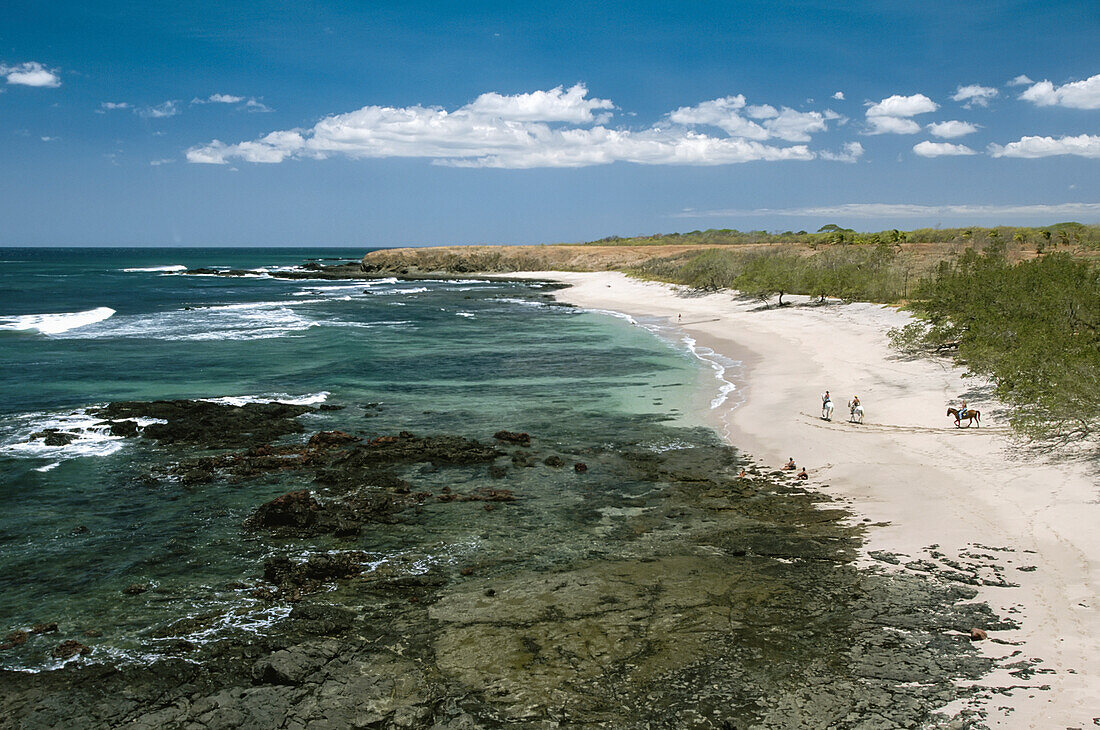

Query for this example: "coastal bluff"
[360,244,740,275]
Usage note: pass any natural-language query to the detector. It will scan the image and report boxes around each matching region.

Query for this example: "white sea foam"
[58,301,320,341]
[0,307,116,335]
[643,439,695,453]
[456,312,475,318]
[490,297,554,309]
[201,391,329,407]
[121,265,187,273]
[681,334,741,409]
[183,269,273,279]
[331,320,413,329]
[1,410,166,461]
[373,286,430,296]
[586,307,639,325]
[292,283,374,297]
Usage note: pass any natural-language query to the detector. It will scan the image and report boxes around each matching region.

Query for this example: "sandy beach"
[520,270,1100,728]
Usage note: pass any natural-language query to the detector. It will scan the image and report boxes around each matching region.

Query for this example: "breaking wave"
[0,307,116,335]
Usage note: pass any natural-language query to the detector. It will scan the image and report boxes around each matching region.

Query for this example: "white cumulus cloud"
[187,86,832,168]
[1018,74,1100,109]
[951,84,998,108]
[669,95,766,139]
[203,93,244,104]
[139,101,181,119]
[746,104,778,119]
[1,61,61,87]
[192,93,273,112]
[864,93,937,135]
[818,141,864,163]
[866,93,938,118]
[989,134,1100,158]
[1008,75,1034,87]
[463,84,613,123]
[866,116,921,135]
[927,120,979,138]
[832,91,845,100]
[913,141,976,157]
[670,97,831,142]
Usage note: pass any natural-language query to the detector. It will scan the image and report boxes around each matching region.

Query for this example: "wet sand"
[522,270,1100,729]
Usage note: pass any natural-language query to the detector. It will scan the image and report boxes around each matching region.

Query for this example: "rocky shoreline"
[2,398,1010,728]
[182,259,539,282]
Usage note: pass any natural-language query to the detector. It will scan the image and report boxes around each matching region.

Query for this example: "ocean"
[0,247,732,670]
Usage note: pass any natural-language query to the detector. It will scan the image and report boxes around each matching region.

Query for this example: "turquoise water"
[0,248,726,669]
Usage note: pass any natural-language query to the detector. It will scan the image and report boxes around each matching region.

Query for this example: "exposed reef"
[0,398,1009,729]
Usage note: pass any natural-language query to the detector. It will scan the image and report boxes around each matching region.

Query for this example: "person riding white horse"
[821,390,834,421]
[848,395,863,423]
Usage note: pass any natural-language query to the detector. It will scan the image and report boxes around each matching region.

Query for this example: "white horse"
[821,398,834,421]
[848,401,864,424]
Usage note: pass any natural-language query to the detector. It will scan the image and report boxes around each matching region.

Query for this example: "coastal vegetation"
[891,249,1100,445]
[589,222,1100,253]
[627,243,913,303]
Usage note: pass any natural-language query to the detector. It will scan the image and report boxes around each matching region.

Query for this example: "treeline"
[592,222,1100,252]
[891,249,1100,445]
[628,243,916,303]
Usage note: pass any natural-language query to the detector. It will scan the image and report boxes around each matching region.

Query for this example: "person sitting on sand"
[738,468,747,478]
[796,467,808,480]
[783,457,796,470]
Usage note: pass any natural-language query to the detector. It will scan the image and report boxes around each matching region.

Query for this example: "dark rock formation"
[493,430,530,445]
[246,490,320,530]
[29,429,79,446]
[100,420,139,437]
[263,552,369,598]
[306,430,360,449]
[244,489,397,539]
[342,431,502,467]
[90,399,314,449]
[51,640,91,659]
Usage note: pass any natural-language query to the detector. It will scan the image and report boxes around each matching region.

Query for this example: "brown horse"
[947,407,981,428]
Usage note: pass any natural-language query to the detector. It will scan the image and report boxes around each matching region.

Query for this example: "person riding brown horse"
[947,406,981,428]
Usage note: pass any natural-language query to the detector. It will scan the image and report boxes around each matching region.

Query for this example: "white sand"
[515,271,1100,728]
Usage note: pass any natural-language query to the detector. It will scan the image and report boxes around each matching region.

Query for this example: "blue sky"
[2,0,1099,246]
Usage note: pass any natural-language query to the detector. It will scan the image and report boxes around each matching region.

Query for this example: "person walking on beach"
[821,391,833,421]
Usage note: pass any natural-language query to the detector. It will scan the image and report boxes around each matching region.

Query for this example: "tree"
[735,253,803,305]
